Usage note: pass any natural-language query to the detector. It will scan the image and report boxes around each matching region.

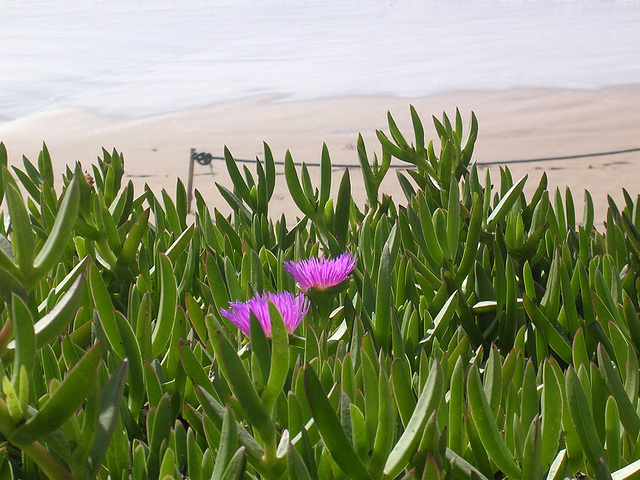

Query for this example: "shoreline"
[1,85,639,224]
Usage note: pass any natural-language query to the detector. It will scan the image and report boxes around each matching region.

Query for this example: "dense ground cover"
[1,108,640,479]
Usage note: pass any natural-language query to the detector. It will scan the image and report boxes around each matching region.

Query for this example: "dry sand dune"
[1,86,639,225]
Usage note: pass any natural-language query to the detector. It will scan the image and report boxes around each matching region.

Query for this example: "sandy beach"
[1,86,639,225]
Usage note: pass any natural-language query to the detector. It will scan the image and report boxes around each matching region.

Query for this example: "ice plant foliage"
[10,110,640,480]
[284,251,356,292]
[220,291,309,337]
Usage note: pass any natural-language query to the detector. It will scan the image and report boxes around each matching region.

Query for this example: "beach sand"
[1,86,639,225]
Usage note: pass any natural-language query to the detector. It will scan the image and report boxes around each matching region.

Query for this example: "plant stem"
[311,292,334,332]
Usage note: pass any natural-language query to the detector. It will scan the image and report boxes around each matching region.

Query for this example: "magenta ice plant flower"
[220,291,309,338]
[284,252,356,293]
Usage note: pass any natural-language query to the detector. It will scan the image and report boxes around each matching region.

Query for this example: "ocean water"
[1,0,639,121]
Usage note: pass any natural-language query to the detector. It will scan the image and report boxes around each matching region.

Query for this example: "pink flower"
[220,291,309,338]
[284,252,356,293]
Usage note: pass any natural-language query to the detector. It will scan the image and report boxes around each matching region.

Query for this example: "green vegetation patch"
[0,108,639,479]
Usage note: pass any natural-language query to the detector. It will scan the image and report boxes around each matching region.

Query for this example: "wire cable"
[191,146,640,169]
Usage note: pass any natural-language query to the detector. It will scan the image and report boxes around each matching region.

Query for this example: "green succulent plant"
[1,106,640,480]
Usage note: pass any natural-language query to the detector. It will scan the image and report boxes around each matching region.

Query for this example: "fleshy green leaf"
[220,447,247,480]
[565,366,606,469]
[611,458,640,480]
[467,363,521,480]
[486,174,527,230]
[212,408,239,480]
[113,311,144,417]
[150,253,177,358]
[369,368,395,478]
[11,342,103,446]
[284,152,315,218]
[196,388,265,463]
[85,360,129,480]
[179,341,216,397]
[211,330,276,449]
[32,176,80,279]
[374,243,392,351]
[4,179,35,276]
[303,365,371,480]
[384,358,444,478]
[522,416,543,480]
[541,360,563,469]
[598,345,640,441]
[89,263,124,360]
[287,442,313,480]
[545,449,569,480]
[261,302,289,416]
[118,209,149,267]
[10,294,36,383]
[445,448,491,480]
[522,294,571,364]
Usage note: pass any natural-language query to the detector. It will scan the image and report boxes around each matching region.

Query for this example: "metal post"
[187,148,195,213]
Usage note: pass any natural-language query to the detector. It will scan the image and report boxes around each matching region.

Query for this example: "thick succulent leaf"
[374,243,392,350]
[89,263,124,360]
[597,345,640,440]
[179,341,216,397]
[456,193,482,283]
[9,294,36,382]
[113,311,144,417]
[284,152,315,218]
[223,146,251,203]
[85,360,129,480]
[467,364,521,480]
[211,330,276,447]
[220,447,247,480]
[606,396,621,473]
[391,357,416,429]
[384,358,444,478]
[261,302,289,416]
[522,294,571,364]
[368,368,395,478]
[212,408,239,480]
[150,253,177,358]
[196,388,265,463]
[303,365,371,480]
[333,169,351,248]
[486,174,527,230]
[287,442,313,480]
[11,342,103,446]
[522,416,543,480]
[4,175,35,275]
[565,366,606,470]
[32,176,80,279]
[118,208,150,266]
[318,143,332,208]
[611,458,640,480]
[357,135,379,208]
[147,393,172,480]
[545,449,569,480]
[444,448,491,480]
[26,275,84,349]
[165,224,195,265]
[541,360,563,469]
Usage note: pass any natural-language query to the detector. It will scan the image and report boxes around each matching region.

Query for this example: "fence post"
[187,148,195,213]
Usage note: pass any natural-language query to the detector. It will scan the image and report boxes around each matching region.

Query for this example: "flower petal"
[220,291,309,338]
[284,252,356,292]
